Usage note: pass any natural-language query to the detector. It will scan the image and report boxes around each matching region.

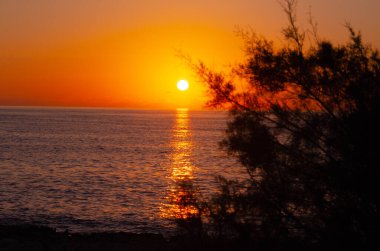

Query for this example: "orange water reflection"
[160,108,199,219]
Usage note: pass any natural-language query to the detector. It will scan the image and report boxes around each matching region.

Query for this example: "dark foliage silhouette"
[181,0,380,249]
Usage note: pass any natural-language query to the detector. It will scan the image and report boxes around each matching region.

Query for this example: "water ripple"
[0,108,246,233]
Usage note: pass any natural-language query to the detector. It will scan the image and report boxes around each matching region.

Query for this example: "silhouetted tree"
[190,0,380,248]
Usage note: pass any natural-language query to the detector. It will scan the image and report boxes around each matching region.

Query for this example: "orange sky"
[1,0,379,110]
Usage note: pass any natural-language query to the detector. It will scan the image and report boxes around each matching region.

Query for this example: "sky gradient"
[1,0,379,109]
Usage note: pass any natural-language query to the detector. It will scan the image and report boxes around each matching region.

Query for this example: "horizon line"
[0,104,224,112]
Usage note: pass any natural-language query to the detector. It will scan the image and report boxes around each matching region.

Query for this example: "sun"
[177,80,189,91]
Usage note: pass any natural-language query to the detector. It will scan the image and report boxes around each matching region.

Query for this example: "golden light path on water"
[160,108,199,219]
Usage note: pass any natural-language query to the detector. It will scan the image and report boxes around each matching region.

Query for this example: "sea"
[0,107,245,234]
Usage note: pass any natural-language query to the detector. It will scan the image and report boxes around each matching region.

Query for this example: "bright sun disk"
[177,80,189,91]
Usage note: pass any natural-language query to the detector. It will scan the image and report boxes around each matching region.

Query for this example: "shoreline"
[0,224,237,251]
[0,224,170,251]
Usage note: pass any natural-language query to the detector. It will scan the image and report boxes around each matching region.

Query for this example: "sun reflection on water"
[160,108,199,219]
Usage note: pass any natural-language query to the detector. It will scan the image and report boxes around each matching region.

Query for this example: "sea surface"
[0,107,245,234]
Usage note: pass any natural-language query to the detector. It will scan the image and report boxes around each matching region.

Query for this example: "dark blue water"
[0,107,244,234]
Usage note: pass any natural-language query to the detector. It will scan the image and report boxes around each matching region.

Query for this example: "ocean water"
[0,107,245,234]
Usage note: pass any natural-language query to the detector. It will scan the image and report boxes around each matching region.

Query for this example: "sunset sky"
[1,0,379,110]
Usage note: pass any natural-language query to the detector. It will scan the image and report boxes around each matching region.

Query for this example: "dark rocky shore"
[0,224,239,251]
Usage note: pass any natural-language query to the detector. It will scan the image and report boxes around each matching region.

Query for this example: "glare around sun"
[177,80,189,91]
